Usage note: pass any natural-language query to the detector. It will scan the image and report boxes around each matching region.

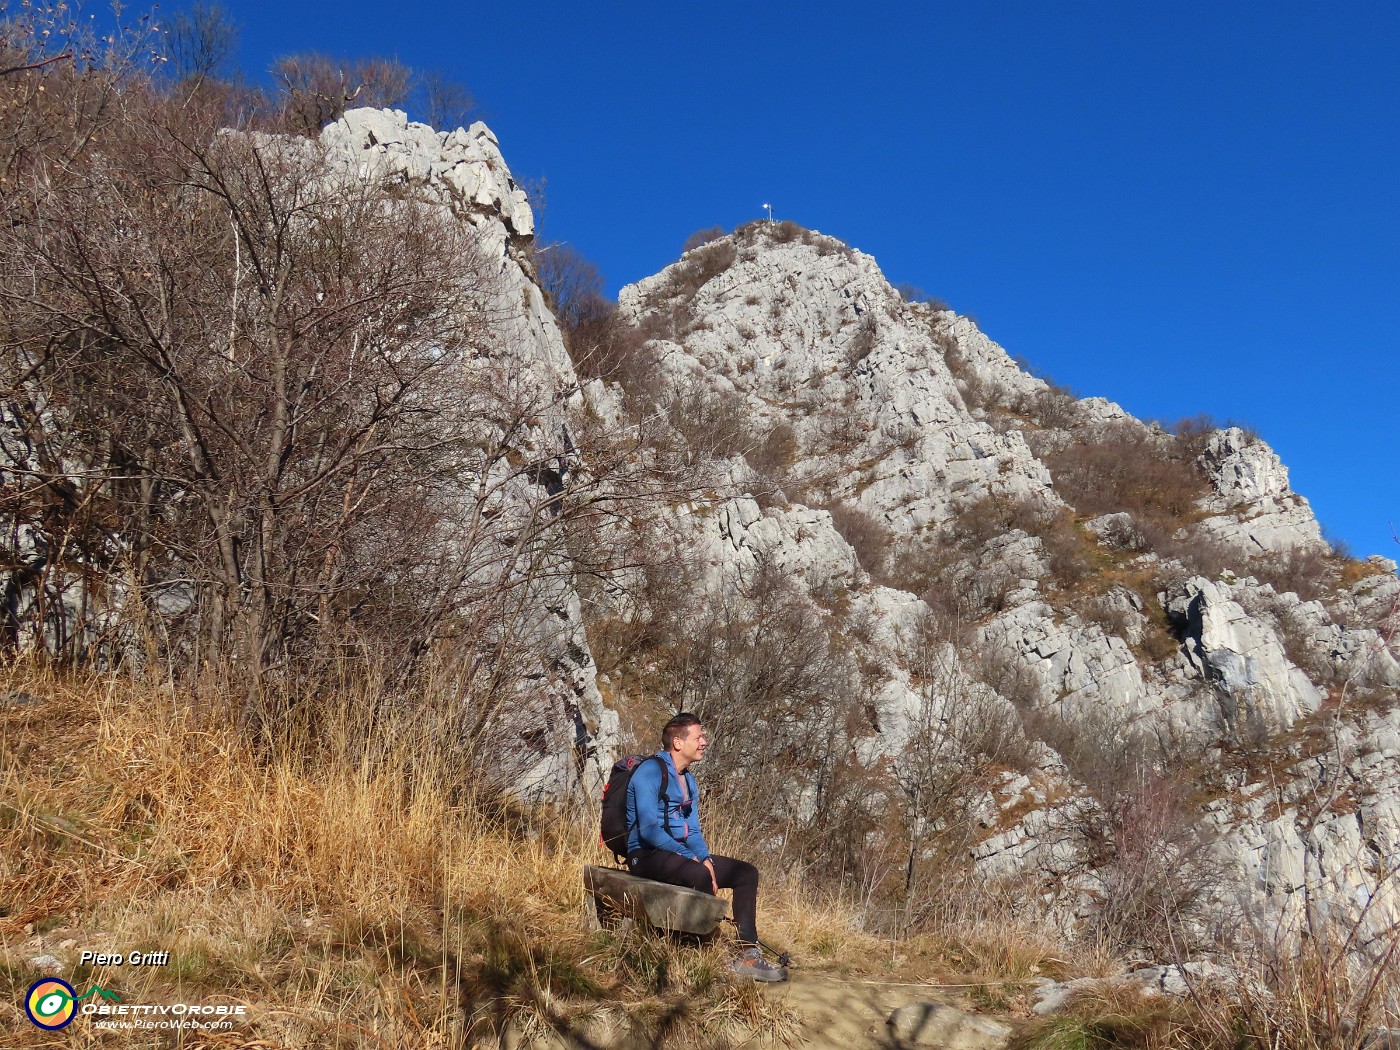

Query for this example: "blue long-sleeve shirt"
[624,751,711,861]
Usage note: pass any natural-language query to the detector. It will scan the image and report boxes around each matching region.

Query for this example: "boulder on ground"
[887,1001,1013,1049]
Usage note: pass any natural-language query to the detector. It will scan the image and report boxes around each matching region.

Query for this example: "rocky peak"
[322,107,535,238]
[598,218,1399,956]
[619,224,1054,532]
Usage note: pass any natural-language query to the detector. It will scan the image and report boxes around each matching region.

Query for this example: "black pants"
[627,849,760,945]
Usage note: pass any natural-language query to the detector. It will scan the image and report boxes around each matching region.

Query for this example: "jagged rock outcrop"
[1167,576,1323,736]
[1197,427,1326,554]
[316,109,615,795]
[617,232,1054,533]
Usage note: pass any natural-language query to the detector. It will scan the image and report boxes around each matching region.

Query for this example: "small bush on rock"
[662,238,738,303]
[827,503,894,577]
[681,225,726,253]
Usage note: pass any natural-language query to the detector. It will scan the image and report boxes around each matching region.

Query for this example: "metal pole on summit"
[763,203,773,224]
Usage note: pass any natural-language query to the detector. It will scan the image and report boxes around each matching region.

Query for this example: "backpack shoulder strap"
[651,755,673,836]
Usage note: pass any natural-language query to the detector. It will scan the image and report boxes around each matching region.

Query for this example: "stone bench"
[583,864,730,936]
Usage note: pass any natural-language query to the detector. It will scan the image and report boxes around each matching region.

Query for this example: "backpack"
[600,754,670,860]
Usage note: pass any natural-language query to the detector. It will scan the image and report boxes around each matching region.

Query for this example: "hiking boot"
[730,946,788,983]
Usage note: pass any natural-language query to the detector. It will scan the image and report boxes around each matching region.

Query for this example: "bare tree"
[164,2,238,83]
[892,608,1031,920]
[271,52,412,136]
[415,69,475,131]
[534,243,652,386]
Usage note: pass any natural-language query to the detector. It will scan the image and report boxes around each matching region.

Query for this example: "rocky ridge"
[606,218,1400,953]
[313,109,617,795]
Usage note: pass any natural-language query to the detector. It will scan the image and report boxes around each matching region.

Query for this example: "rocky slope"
[601,219,1400,956]
[4,107,1396,965]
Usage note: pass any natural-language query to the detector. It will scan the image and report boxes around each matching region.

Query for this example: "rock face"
[1167,577,1323,737]
[596,220,1399,956]
[313,109,616,796]
[617,233,1054,534]
[321,108,536,238]
[1197,427,1325,554]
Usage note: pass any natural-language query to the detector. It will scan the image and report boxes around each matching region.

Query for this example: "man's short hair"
[662,712,702,750]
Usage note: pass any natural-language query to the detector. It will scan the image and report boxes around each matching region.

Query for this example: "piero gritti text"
[80,950,170,967]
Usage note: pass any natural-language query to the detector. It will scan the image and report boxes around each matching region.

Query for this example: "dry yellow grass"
[0,663,805,1047]
[0,660,1111,1047]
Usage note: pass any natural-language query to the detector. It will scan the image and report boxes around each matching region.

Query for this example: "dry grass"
[23,662,1383,1049]
[0,661,1127,1047]
[1011,918,1400,1050]
[0,662,800,1048]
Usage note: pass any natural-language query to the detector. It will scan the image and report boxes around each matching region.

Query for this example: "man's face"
[675,723,707,765]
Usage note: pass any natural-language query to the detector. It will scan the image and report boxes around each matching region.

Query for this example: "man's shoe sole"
[732,966,789,983]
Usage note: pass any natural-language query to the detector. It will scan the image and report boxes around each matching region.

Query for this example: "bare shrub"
[1011,383,1081,431]
[1078,590,1143,644]
[0,44,686,747]
[843,313,879,367]
[663,237,737,302]
[1147,528,1239,589]
[945,493,1056,550]
[827,503,893,577]
[892,611,1036,916]
[1171,412,1225,460]
[1047,420,1210,527]
[966,644,1047,713]
[1186,914,1400,1050]
[1084,769,1220,956]
[271,53,412,135]
[769,220,803,244]
[681,225,725,253]
[414,69,476,131]
[747,421,799,480]
[887,532,1019,625]
[661,381,754,462]
[637,560,869,875]
[1258,544,1334,602]
[950,493,1097,594]
[164,2,238,83]
[939,327,1005,414]
[631,301,693,345]
[536,243,650,385]
[893,283,951,311]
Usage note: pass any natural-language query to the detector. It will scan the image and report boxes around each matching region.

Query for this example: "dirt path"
[765,970,1015,1049]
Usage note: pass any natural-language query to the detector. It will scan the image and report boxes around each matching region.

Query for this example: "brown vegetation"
[537,243,653,385]
[1045,421,1209,529]
[0,663,804,1047]
[682,225,726,253]
[732,219,854,259]
[0,10,677,769]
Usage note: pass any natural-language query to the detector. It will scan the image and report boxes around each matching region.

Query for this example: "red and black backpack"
[599,754,672,861]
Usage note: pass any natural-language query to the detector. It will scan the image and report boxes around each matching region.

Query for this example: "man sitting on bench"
[625,712,788,982]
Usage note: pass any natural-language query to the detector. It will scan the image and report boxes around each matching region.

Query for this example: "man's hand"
[701,858,718,895]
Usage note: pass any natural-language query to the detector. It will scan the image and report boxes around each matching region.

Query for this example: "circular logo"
[25,978,77,1030]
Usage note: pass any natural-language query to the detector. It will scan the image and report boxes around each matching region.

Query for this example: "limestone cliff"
[599,219,1399,955]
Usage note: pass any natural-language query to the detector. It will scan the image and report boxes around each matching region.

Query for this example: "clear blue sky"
[200,0,1397,561]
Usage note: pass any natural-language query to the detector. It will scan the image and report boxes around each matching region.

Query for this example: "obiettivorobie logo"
[24,979,121,1030]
